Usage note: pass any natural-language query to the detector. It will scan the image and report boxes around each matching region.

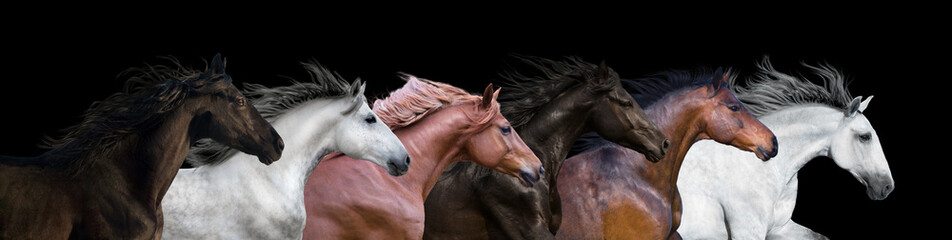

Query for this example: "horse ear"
[598,60,610,80]
[209,53,225,74]
[709,67,730,93]
[350,79,366,96]
[859,95,873,112]
[481,84,494,109]
[845,96,863,117]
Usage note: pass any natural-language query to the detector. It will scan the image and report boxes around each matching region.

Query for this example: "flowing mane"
[623,67,735,108]
[372,75,500,134]
[186,60,363,167]
[731,57,853,117]
[569,67,734,156]
[496,56,618,129]
[32,57,226,176]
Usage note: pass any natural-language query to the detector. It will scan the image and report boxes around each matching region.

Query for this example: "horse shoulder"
[0,165,78,239]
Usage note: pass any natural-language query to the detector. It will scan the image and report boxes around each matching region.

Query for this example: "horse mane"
[186,60,363,167]
[35,57,226,176]
[730,56,853,117]
[441,56,619,180]
[372,75,500,134]
[496,55,618,129]
[568,66,734,157]
[623,66,735,108]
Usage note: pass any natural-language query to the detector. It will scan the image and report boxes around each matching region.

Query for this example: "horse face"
[590,83,668,163]
[830,96,893,200]
[463,85,542,188]
[334,91,410,176]
[193,55,283,165]
[700,72,777,161]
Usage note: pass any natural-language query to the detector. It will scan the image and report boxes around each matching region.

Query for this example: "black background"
[0,11,937,239]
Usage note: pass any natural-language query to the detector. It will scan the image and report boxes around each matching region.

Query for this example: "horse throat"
[645,95,707,190]
[517,95,592,190]
[391,108,469,201]
[760,106,840,186]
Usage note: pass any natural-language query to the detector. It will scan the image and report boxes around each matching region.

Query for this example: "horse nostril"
[883,184,893,196]
[539,166,545,175]
[275,138,285,151]
[661,139,670,152]
[404,156,411,167]
[771,136,778,151]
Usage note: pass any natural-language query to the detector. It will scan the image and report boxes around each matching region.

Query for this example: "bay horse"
[0,54,284,239]
[302,75,543,239]
[161,61,409,239]
[423,56,668,239]
[677,58,893,239]
[557,67,778,240]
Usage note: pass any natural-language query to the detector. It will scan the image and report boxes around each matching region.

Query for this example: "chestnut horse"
[557,68,778,240]
[424,56,667,239]
[303,76,543,239]
[0,54,283,239]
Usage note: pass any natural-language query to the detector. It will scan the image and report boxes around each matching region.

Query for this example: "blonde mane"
[372,75,500,133]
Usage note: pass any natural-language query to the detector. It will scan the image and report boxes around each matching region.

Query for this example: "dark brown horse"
[424,57,668,239]
[0,54,283,239]
[557,68,778,240]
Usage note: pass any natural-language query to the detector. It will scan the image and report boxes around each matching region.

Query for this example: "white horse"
[161,62,411,239]
[677,58,894,240]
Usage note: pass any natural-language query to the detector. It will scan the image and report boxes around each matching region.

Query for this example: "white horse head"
[829,95,893,200]
[327,80,410,176]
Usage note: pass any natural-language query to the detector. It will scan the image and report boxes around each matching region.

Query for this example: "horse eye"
[728,105,740,112]
[365,114,376,124]
[858,133,872,143]
[500,125,512,135]
[620,100,633,107]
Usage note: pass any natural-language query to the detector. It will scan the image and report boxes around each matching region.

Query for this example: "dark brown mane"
[35,57,228,176]
[497,55,618,129]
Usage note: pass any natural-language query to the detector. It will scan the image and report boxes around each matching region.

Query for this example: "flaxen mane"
[186,60,364,167]
[731,57,853,117]
[372,75,500,134]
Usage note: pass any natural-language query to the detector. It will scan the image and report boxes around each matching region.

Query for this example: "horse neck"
[762,105,842,185]
[220,99,338,191]
[392,106,468,200]
[91,104,197,207]
[644,92,707,187]
[515,89,592,187]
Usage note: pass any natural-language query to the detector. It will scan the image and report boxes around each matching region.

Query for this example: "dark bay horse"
[423,57,668,239]
[0,54,283,239]
[557,68,778,240]
[303,76,543,239]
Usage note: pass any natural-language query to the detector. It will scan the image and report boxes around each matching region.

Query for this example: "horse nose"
[882,184,894,198]
[771,136,778,153]
[271,128,284,152]
[661,139,670,154]
[519,170,540,187]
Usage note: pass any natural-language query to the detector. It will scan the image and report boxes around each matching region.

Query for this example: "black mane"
[568,67,732,157]
[25,57,227,176]
[497,55,618,129]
